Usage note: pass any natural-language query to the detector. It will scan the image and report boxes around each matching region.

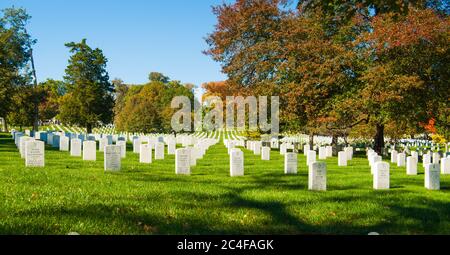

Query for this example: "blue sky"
[0,0,231,96]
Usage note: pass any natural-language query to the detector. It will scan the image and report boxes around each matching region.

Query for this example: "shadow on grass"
[3,186,449,235]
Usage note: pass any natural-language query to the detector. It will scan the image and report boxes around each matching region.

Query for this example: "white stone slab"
[284,153,298,174]
[104,145,121,171]
[407,156,418,175]
[175,148,191,175]
[25,140,45,167]
[425,164,440,190]
[140,144,152,163]
[60,136,70,152]
[230,149,244,177]
[391,150,398,163]
[442,158,450,175]
[70,138,82,157]
[397,153,406,167]
[307,150,316,166]
[116,141,126,158]
[338,151,347,167]
[318,147,327,160]
[83,141,97,161]
[155,142,165,160]
[261,147,270,161]
[309,162,326,191]
[374,162,390,190]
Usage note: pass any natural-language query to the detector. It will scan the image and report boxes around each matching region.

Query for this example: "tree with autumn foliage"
[206,0,449,154]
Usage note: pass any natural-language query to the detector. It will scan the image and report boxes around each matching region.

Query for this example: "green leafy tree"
[115,75,194,133]
[149,72,170,83]
[7,86,35,130]
[59,39,114,133]
[0,7,34,132]
[38,79,66,123]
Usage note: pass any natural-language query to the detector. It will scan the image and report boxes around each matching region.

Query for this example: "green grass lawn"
[0,132,449,235]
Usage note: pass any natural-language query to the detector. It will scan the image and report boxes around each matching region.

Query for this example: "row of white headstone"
[368,149,449,190]
[388,149,450,175]
[228,147,327,191]
[14,130,217,172]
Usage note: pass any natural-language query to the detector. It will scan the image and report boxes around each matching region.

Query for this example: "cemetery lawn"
[0,133,449,235]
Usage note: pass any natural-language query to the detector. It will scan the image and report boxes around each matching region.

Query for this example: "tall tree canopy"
[0,7,34,131]
[59,39,114,133]
[206,0,449,153]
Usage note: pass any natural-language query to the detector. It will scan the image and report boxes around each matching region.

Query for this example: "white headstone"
[391,150,398,163]
[60,136,70,152]
[280,143,287,155]
[155,142,165,160]
[83,141,97,161]
[230,149,244,177]
[397,153,406,167]
[133,138,141,153]
[70,138,82,157]
[175,148,190,175]
[253,142,261,155]
[307,150,316,166]
[104,145,121,171]
[432,152,440,165]
[284,153,298,174]
[425,164,440,190]
[406,156,418,175]
[338,151,347,167]
[25,140,45,167]
[441,158,450,175]
[309,162,326,191]
[20,136,34,158]
[345,147,353,160]
[189,147,197,166]
[116,141,126,158]
[368,152,377,167]
[423,154,431,166]
[140,144,152,164]
[167,140,176,155]
[374,162,390,190]
[99,137,108,152]
[318,147,327,160]
[261,147,270,161]
[371,156,382,175]
[303,145,310,156]
[411,151,419,161]
[326,146,333,158]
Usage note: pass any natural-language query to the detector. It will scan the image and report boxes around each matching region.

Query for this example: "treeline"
[113,73,194,133]
[204,0,450,153]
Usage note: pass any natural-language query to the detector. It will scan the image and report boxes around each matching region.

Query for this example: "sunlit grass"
[0,132,449,235]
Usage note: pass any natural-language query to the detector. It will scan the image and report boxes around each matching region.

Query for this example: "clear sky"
[0,0,230,96]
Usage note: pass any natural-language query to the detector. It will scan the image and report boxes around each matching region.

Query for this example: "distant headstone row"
[10,129,449,191]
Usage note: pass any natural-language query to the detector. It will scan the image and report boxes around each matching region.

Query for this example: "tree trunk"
[0,117,7,132]
[309,132,314,149]
[87,124,93,134]
[374,124,385,156]
[331,134,338,157]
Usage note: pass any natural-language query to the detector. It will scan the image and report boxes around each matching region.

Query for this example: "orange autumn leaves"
[205,0,449,140]
[363,8,450,53]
